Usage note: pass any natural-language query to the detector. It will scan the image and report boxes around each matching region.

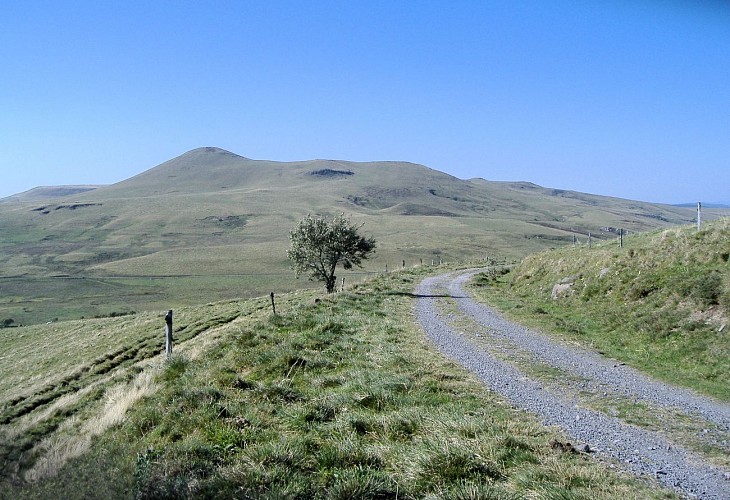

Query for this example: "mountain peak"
[182,147,249,160]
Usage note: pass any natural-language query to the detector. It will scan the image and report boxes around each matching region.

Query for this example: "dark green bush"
[676,270,722,307]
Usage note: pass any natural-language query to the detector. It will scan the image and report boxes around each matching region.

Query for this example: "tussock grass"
[3,269,670,498]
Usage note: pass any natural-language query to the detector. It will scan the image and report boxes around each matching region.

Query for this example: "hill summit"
[0,146,712,325]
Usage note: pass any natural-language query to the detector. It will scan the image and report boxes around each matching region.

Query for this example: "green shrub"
[676,270,722,307]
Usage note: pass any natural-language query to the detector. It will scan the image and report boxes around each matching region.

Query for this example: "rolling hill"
[0,146,719,325]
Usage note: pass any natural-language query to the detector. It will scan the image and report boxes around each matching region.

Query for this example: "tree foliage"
[287,214,376,293]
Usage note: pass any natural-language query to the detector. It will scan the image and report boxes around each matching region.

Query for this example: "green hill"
[0,146,716,325]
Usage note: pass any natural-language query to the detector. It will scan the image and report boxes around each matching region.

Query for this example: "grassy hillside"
[1,268,668,499]
[1,186,100,201]
[469,219,730,401]
[1,146,719,326]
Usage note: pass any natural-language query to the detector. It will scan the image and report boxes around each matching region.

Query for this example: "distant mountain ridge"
[4,148,723,209]
[0,146,720,325]
[673,202,730,209]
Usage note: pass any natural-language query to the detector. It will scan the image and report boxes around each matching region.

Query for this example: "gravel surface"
[415,270,730,499]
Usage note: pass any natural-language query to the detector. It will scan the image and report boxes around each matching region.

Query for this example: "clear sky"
[1,1,728,203]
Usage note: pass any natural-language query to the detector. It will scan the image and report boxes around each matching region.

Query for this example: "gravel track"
[415,270,730,499]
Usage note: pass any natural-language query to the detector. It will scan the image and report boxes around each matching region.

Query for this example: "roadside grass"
[468,219,730,402]
[431,290,729,468]
[3,268,672,499]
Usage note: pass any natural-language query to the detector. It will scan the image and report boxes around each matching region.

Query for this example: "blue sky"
[1,1,728,203]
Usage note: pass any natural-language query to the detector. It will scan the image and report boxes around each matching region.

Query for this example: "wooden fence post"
[402,260,405,268]
[164,310,173,358]
[340,277,345,292]
[588,232,592,249]
[270,292,276,315]
[619,229,624,248]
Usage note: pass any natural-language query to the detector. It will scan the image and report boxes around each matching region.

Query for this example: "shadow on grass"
[385,292,462,299]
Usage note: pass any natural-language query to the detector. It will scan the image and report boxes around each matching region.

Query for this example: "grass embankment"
[0,301,256,489]
[2,268,669,499]
[470,219,730,401]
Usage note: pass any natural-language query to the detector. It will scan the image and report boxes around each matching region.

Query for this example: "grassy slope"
[469,219,730,401]
[1,268,671,499]
[1,147,716,326]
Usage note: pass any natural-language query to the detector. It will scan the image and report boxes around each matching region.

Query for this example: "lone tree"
[287,213,376,293]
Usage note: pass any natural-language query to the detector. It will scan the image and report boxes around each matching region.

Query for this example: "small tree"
[288,213,376,293]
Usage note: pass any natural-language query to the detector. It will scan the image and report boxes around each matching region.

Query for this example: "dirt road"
[415,270,730,499]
